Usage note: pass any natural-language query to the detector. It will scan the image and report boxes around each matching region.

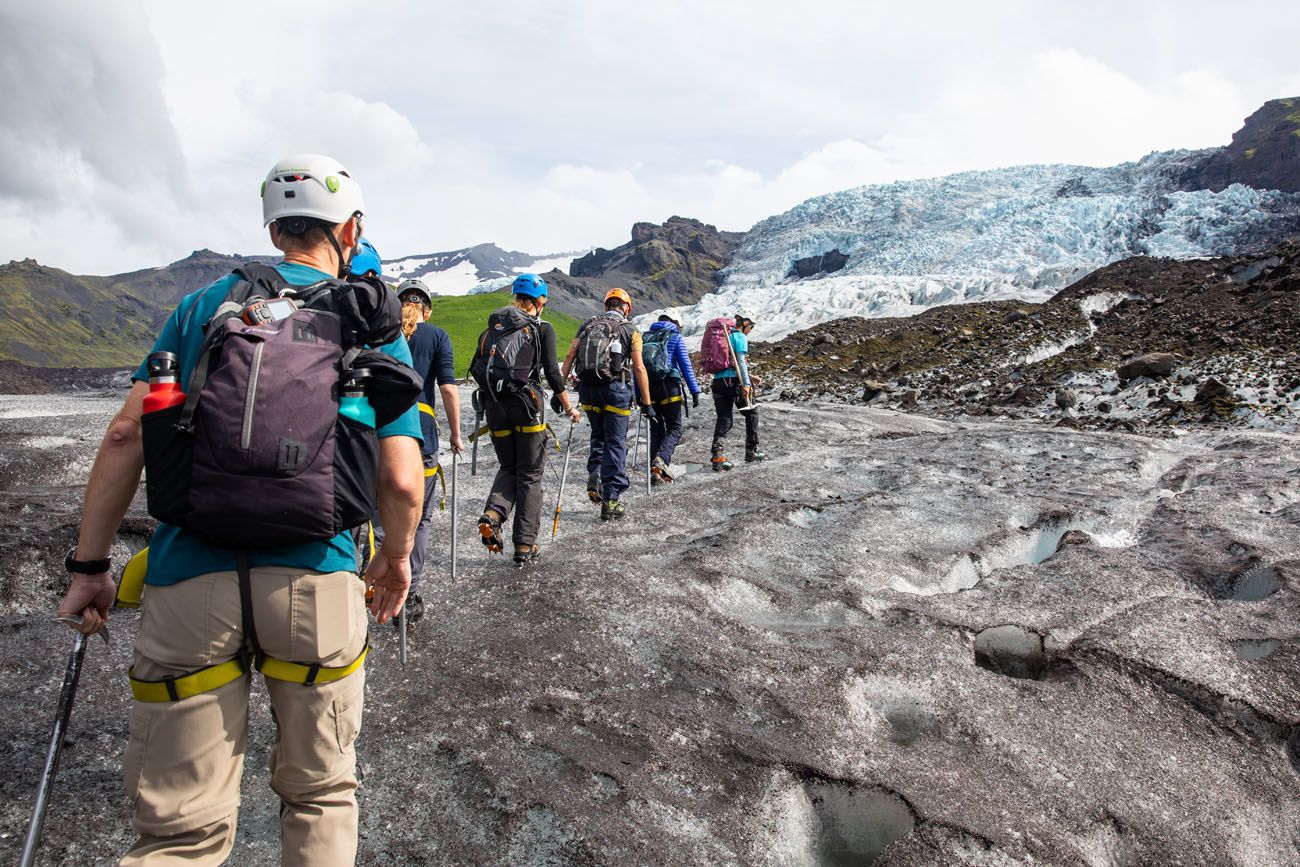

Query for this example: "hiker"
[710,309,764,470]
[384,277,463,623]
[55,153,424,866]
[471,273,580,564]
[349,236,383,279]
[560,288,654,519]
[643,313,701,484]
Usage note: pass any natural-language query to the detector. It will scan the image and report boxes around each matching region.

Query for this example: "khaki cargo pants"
[120,567,368,866]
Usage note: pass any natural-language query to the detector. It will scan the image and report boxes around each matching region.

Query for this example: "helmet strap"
[324,228,349,278]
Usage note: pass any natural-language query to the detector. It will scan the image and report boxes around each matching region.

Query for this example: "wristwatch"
[65,547,111,575]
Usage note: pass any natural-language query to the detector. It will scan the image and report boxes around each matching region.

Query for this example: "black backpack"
[141,264,417,548]
[469,306,540,396]
[574,313,631,385]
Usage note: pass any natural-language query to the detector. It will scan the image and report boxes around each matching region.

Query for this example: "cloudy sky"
[3,1,1299,274]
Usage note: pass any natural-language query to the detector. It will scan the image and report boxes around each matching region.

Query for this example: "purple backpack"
[142,265,409,547]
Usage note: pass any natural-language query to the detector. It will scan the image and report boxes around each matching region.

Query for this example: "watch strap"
[65,547,111,575]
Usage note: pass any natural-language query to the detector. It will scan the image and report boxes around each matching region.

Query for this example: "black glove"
[641,403,656,420]
[692,393,700,408]
[550,393,563,414]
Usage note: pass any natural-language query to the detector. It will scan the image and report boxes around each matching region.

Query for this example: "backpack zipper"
[242,342,264,449]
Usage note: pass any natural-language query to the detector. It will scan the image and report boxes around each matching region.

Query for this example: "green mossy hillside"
[425,291,582,376]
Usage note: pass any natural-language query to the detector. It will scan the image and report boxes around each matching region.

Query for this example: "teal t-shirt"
[713,329,748,380]
[133,261,422,585]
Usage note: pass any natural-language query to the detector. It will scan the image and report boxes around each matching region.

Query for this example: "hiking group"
[50,153,765,866]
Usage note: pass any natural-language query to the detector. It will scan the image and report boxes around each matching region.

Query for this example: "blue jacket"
[647,320,701,395]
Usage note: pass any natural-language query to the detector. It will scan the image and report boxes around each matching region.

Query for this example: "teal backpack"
[641,328,679,382]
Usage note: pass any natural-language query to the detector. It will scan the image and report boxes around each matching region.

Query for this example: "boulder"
[1056,529,1094,550]
[1055,389,1078,409]
[862,380,888,403]
[1117,352,1179,382]
[1194,378,1233,403]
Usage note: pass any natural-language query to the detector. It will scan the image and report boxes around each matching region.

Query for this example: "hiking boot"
[586,472,602,504]
[651,456,674,484]
[513,544,541,566]
[404,593,424,624]
[478,512,504,553]
[711,456,733,472]
[745,449,767,463]
[601,499,626,521]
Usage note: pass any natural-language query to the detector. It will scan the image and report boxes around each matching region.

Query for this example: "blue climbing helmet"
[511,273,548,299]
[349,237,382,277]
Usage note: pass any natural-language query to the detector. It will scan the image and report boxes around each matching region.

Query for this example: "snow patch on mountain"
[382,247,577,296]
[656,153,1300,342]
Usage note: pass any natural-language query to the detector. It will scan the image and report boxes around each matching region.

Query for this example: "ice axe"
[551,420,576,539]
[631,409,641,471]
[398,607,407,666]
[450,446,459,581]
[644,410,652,496]
[724,325,757,413]
[21,619,108,867]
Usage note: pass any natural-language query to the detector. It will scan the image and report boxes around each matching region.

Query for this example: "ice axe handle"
[450,448,458,581]
[19,630,88,867]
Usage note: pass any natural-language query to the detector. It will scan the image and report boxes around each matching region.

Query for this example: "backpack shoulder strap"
[231,264,288,303]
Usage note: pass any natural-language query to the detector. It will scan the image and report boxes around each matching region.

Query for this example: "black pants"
[649,379,685,465]
[711,378,758,457]
[483,388,548,546]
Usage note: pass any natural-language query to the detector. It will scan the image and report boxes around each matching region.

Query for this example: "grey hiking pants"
[483,389,549,546]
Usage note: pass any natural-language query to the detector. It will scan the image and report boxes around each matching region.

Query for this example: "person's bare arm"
[364,435,422,624]
[57,381,149,634]
[438,383,463,453]
[632,350,652,407]
[559,339,579,381]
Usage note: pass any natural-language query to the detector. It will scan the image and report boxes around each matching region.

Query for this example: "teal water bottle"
[339,369,375,428]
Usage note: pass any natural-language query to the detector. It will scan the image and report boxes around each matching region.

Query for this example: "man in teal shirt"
[57,154,423,866]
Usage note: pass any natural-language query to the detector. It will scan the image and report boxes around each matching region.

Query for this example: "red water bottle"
[143,351,186,413]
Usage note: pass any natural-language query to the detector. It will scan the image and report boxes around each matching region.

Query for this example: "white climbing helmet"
[261,154,365,227]
[735,308,758,325]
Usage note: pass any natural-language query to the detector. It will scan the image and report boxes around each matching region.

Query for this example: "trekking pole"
[20,624,100,867]
[470,389,483,476]
[450,446,459,581]
[631,409,640,470]
[552,420,576,539]
[644,411,652,496]
[398,604,407,665]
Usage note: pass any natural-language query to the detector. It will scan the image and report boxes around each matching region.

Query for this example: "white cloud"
[3,1,1299,273]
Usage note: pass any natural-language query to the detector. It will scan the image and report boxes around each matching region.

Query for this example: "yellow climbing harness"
[129,645,370,702]
[426,462,448,510]
[118,548,370,702]
[579,402,632,415]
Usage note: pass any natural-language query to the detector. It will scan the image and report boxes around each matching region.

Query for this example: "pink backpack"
[699,317,735,374]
